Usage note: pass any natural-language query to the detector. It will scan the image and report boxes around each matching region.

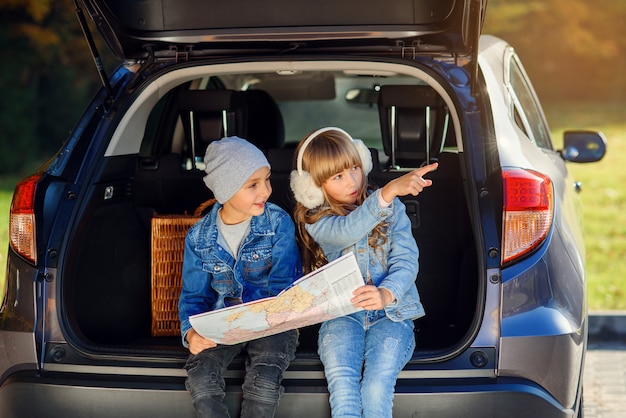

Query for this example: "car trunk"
[59,62,481,362]
[62,1,484,361]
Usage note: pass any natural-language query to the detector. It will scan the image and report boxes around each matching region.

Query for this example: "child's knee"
[243,361,287,404]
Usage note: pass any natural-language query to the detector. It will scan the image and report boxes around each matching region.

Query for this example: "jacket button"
[253,253,259,260]
[214,265,220,271]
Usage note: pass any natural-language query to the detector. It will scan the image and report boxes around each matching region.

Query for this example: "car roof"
[80,0,486,61]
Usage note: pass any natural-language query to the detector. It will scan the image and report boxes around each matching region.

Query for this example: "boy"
[179,136,302,417]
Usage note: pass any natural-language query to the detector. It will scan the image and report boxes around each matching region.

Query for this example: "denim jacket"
[178,202,302,345]
[305,189,425,322]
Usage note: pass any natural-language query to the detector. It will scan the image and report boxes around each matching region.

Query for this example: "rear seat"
[377,84,449,168]
[266,147,296,213]
[240,89,296,212]
[133,88,290,338]
[373,84,474,347]
[134,84,476,346]
[135,88,286,215]
[240,89,285,150]
[177,89,248,169]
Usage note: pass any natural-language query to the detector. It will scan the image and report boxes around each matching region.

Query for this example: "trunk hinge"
[398,41,417,60]
[397,40,436,61]
[169,45,193,63]
[73,0,114,109]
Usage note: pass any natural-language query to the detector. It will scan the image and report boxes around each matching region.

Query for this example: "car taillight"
[9,174,41,264]
[501,168,553,264]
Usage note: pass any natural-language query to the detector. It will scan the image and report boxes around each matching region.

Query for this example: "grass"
[0,177,17,300]
[545,101,626,310]
[1,101,625,310]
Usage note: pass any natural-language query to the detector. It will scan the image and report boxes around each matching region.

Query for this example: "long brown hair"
[292,129,387,273]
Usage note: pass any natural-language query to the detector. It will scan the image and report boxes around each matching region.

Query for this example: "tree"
[1,0,624,174]
[0,0,112,174]
[484,0,625,101]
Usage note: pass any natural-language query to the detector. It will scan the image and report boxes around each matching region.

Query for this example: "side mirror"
[559,130,607,163]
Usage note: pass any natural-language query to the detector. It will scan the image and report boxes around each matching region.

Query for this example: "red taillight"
[9,174,41,264]
[501,168,553,264]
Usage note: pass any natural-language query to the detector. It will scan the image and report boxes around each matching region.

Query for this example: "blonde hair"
[292,129,387,273]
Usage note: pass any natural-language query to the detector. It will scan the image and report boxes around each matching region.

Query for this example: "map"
[189,252,364,345]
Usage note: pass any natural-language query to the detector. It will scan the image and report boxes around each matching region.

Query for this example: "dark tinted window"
[508,55,553,150]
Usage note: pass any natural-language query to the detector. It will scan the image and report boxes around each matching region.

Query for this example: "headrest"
[240,90,285,149]
[378,85,447,168]
[177,89,247,145]
[378,85,444,109]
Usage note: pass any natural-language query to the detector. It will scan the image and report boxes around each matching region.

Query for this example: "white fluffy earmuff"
[355,138,373,176]
[289,127,373,209]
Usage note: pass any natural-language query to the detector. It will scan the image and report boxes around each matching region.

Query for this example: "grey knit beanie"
[203,136,270,203]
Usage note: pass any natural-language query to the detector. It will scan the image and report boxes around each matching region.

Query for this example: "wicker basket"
[150,200,216,336]
[150,214,200,336]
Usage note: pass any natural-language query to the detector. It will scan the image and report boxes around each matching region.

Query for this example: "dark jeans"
[184,330,298,418]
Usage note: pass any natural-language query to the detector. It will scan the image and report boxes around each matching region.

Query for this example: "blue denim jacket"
[305,189,425,322]
[178,202,302,345]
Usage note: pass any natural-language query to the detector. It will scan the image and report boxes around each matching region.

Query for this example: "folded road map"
[190,252,364,345]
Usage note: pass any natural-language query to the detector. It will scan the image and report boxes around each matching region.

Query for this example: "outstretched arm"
[380,162,438,203]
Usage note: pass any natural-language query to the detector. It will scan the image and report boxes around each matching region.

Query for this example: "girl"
[289,127,437,418]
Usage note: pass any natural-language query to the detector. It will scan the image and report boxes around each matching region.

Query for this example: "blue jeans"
[184,330,298,418]
[318,310,416,418]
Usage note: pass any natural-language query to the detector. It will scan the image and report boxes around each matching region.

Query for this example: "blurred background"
[1,0,625,308]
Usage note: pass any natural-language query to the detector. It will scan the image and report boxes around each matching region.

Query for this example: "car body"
[1,0,606,416]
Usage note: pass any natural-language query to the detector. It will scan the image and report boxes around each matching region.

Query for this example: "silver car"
[1,0,605,416]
